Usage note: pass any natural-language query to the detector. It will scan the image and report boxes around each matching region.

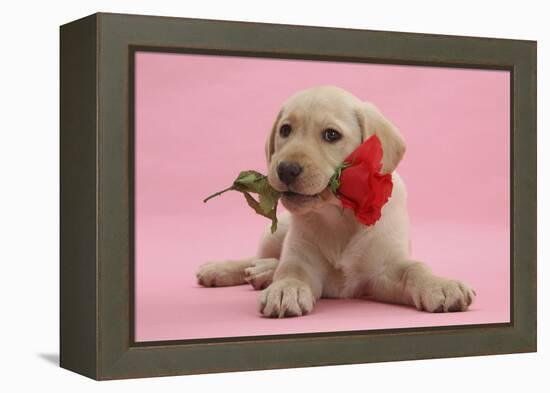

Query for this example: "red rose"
[336,135,393,226]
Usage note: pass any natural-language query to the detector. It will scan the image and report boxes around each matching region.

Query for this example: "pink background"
[135,52,510,342]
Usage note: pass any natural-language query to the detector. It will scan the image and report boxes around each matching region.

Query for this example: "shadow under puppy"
[197,86,475,318]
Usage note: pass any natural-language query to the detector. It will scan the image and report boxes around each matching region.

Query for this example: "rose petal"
[336,135,393,226]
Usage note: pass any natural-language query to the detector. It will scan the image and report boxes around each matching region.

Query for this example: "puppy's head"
[266,86,405,215]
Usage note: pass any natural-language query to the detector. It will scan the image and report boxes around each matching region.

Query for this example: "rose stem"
[203,187,234,203]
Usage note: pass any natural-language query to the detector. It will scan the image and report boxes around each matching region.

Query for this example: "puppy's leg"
[196,257,279,288]
[196,214,287,288]
[258,255,325,318]
[243,214,289,289]
[368,260,476,312]
[196,258,255,287]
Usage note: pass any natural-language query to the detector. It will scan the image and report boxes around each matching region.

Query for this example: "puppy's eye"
[279,124,292,138]
[323,128,342,143]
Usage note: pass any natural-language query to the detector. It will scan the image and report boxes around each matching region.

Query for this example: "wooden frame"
[60,12,537,380]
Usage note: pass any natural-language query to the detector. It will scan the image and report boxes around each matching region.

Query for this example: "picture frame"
[60,12,536,380]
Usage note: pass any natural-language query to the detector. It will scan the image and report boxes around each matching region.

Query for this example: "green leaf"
[233,170,268,193]
[258,185,280,215]
[204,170,280,233]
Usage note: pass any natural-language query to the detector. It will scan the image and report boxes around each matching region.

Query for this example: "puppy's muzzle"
[277,161,303,185]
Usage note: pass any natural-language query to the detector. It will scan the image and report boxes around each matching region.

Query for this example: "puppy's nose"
[277,161,303,185]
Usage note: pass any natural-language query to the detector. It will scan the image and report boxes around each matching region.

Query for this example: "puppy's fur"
[197,86,475,318]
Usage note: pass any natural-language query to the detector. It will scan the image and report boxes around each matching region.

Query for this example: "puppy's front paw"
[258,279,315,318]
[245,258,278,290]
[412,277,476,313]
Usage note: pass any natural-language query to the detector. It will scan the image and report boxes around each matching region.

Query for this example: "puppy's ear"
[265,110,283,164]
[356,102,406,174]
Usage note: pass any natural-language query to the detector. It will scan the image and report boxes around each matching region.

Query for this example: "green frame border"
[60,12,536,380]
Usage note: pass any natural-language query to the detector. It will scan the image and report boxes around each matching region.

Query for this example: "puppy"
[197,86,475,318]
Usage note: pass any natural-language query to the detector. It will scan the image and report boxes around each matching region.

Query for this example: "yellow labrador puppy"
[197,86,475,318]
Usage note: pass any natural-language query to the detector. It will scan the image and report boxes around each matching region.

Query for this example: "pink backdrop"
[135,52,510,342]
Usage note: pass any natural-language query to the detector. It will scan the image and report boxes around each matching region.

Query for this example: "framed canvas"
[60,12,537,380]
